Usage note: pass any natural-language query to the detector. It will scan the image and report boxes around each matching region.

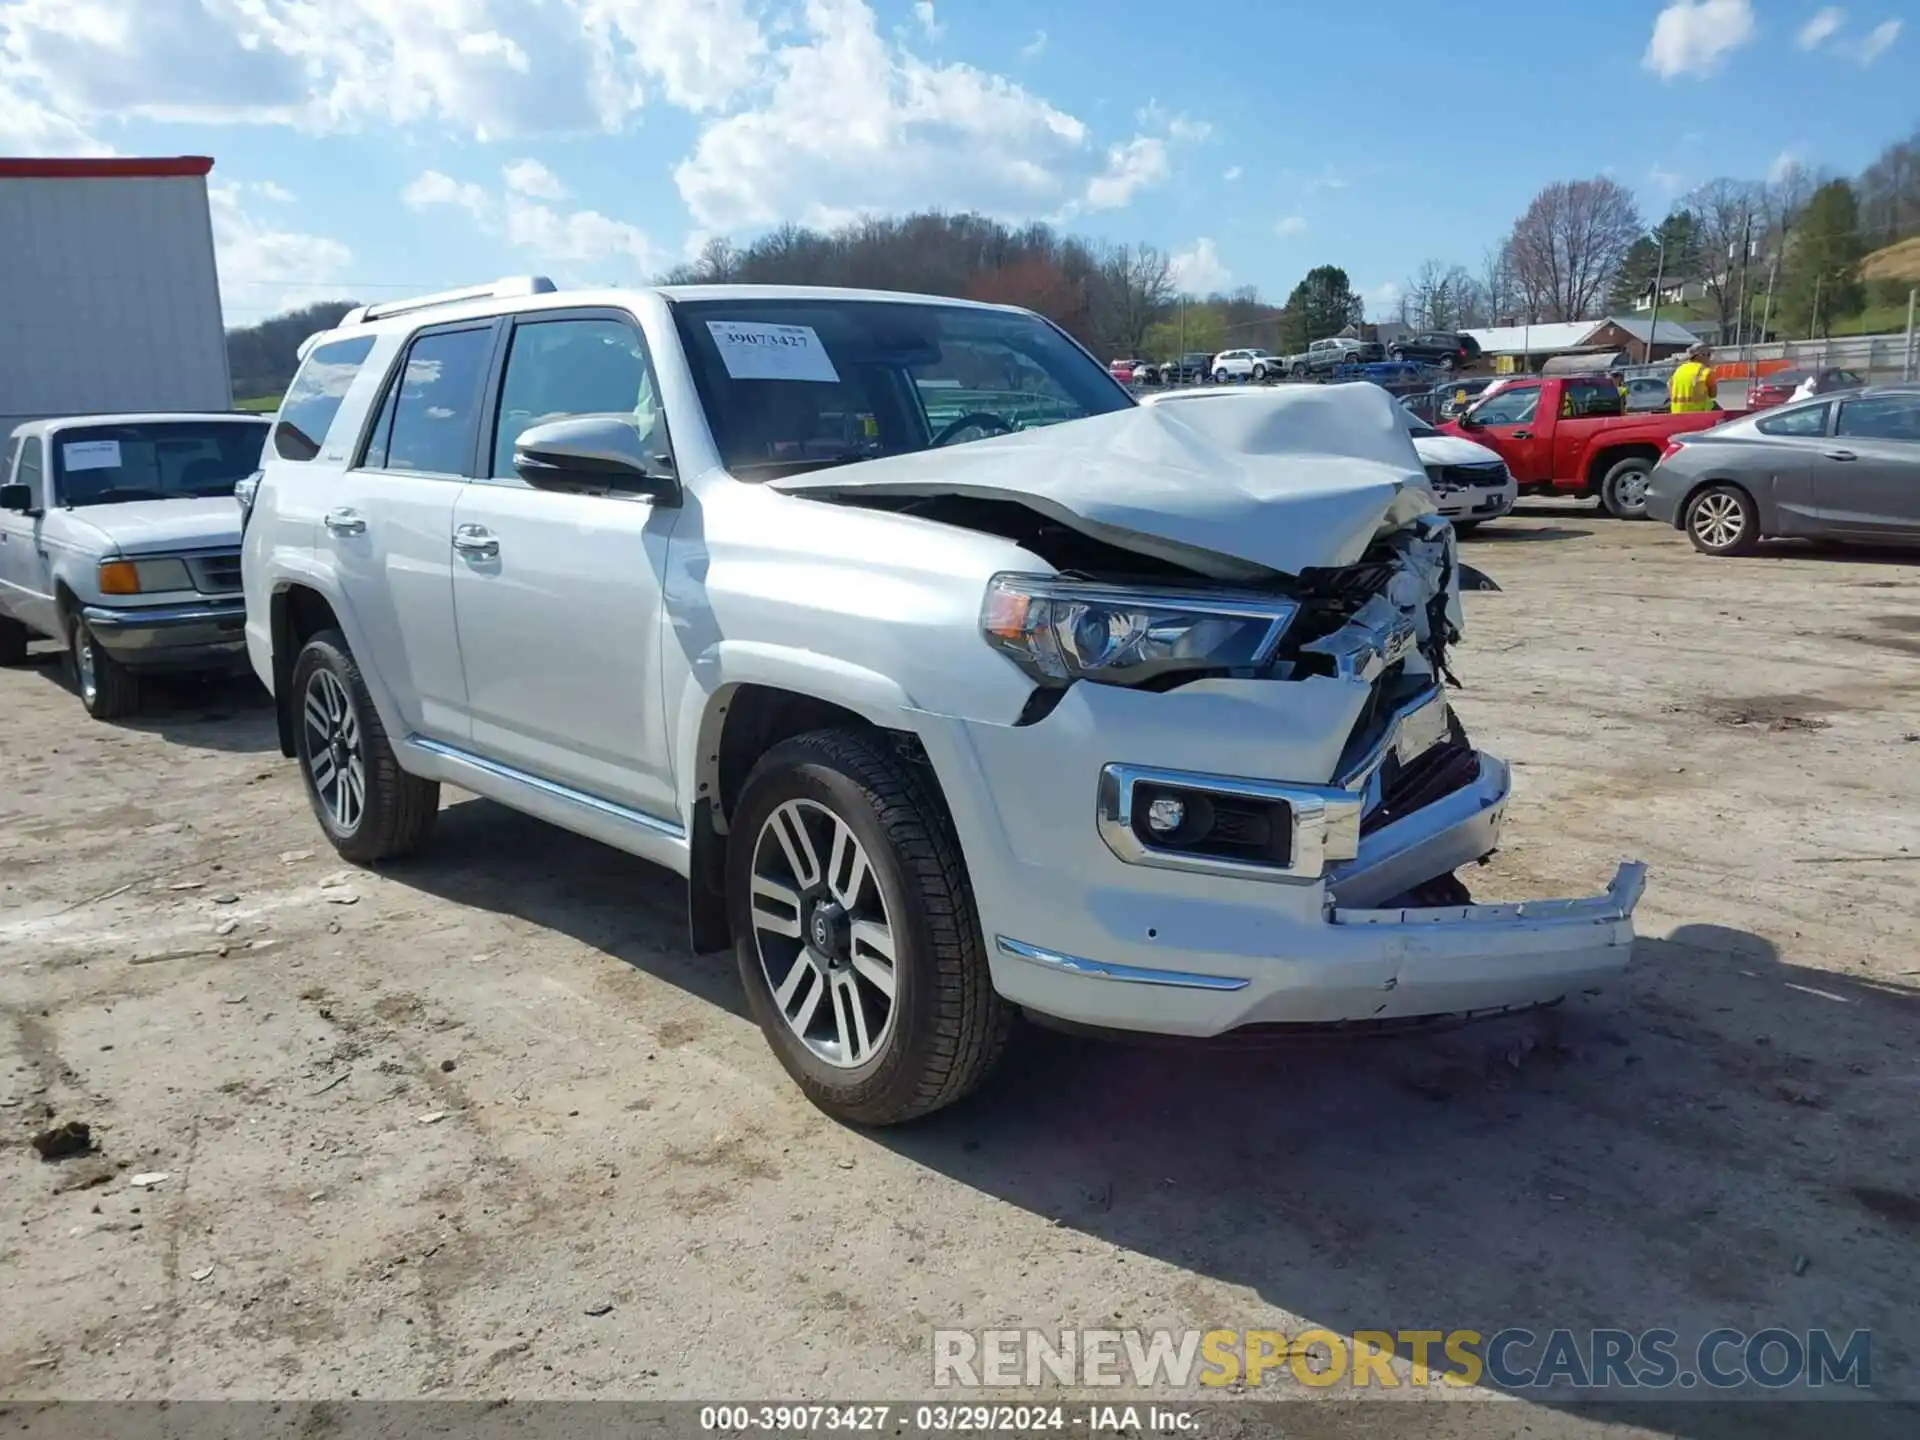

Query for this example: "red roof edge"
[0,156,215,180]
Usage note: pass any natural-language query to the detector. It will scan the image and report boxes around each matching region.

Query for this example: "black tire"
[1684,483,1760,557]
[1439,354,1457,372]
[68,615,141,719]
[1290,363,1307,380]
[290,629,439,863]
[1251,364,1268,383]
[1388,348,1404,362]
[1213,368,1230,385]
[727,728,1012,1126]
[0,614,29,665]
[1600,456,1656,520]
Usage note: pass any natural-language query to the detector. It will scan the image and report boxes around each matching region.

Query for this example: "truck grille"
[1425,462,1509,490]
[186,552,243,594]
[1362,739,1480,836]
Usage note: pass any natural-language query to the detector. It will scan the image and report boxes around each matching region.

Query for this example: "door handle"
[1824,449,1857,461]
[1512,430,1533,439]
[323,508,367,536]
[451,524,499,559]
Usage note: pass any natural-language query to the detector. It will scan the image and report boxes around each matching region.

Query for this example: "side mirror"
[0,483,33,513]
[1454,410,1477,429]
[512,414,679,503]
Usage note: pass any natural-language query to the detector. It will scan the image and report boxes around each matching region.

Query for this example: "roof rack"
[338,275,557,327]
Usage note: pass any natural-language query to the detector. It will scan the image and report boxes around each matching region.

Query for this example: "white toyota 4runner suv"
[242,277,1644,1125]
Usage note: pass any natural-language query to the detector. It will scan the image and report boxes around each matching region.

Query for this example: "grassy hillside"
[1861,236,1920,284]
[235,395,282,413]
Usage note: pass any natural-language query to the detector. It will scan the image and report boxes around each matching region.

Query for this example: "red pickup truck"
[1441,375,1741,519]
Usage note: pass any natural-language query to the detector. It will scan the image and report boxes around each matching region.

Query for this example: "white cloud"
[1795,5,1844,48]
[1766,147,1805,184]
[1643,0,1756,78]
[503,157,568,200]
[1364,280,1404,320]
[1648,162,1687,195]
[1851,16,1900,63]
[674,0,1174,231]
[1020,29,1047,58]
[0,74,112,154]
[208,181,354,320]
[1170,238,1229,295]
[404,165,664,279]
[912,1,944,40]
[1223,165,1242,182]
[253,180,296,202]
[1275,215,1307,237]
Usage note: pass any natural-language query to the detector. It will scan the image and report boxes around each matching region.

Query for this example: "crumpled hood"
[1411,432,1505,469]
[772,384,1435,580]
[68,497,242,557]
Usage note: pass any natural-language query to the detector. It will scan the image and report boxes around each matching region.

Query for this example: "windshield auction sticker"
[62,440,123,471]
[707,321,841,383]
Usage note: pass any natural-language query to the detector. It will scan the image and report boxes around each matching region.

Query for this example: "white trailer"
[0,156,232,434]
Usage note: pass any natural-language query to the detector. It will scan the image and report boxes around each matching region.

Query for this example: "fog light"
[1145,795,1186,835]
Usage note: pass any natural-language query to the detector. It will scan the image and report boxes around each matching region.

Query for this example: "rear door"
[448,307,681,819]
[326,320,499,741]
[1814,393,1920,538]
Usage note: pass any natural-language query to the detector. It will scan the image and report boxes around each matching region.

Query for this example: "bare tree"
[1504,177,1644,321]
[1402,260,1483,330]
[1091,243,1174,355]
[1681,178,1762,339]
[1479,243,1522,324]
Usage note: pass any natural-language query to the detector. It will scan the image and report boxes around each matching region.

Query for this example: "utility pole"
[1645,228,1667,365]
[1810,274,1822,341]
[1757,245,1780,355]
[1906,287,1917,382]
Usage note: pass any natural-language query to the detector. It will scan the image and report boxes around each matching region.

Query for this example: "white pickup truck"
[0,413,270,717]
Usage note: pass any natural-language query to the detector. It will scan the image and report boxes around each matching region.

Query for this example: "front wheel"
[1251,364,1268,382]
[1290,363,1307,380]
[68,615,141,719]
[1600,457,1655,520]
[727,729,1012,1126]
[290,629,439,863]
[1213,368,1230,384]
[1685,484,1760,557]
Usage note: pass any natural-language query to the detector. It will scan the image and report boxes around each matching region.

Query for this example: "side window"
[1757,404,1829,438]
[488,317,661,482]
[274,336,376,462]
[1835,396,1920,442]
[1564,380,1623,418]
[15,438,43,506]
[383,326,496,476]
[1473,387,1540,427]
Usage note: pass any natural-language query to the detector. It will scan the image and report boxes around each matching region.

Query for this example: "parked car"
[1286,337,1386,379]
[1442,374,1743,518]
[1400,390,1443,425]
[1388,331,1483,372]
[1211,349,1283,383]
[0,413,270,717]
[1109,358,1161,385]
[242,277,1643,1125]
[1644,384,1920,556]
[1436,375,1502,420]
[1167,352,1216,384]
[1401,409,1516,531]
[1744,367,1866,411]
[1622,375,1671,413]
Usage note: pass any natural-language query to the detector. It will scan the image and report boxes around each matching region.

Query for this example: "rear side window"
[1562,380,1623,419]
[274,336,376,462]
[1835,395,1920,442]
[367,326,495,476]
[1757,404,1828,438]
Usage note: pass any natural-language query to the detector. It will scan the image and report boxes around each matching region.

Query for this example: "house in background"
[1461,315,1701,374]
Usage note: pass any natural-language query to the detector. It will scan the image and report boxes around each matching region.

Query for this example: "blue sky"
[2,0,1911,326]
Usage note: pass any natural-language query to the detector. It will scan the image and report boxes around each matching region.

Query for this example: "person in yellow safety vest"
[1669,343,1718,413]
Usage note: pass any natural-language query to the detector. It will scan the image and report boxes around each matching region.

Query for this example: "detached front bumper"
[80,598,249,671]
[917,681,1644,1038]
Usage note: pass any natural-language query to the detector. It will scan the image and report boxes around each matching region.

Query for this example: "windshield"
[52,421,270,506]
[1400,409,1439,438]
[668,298,1131,479]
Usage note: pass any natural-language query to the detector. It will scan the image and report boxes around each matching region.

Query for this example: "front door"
[449,309,681,821]
[1460,383,1549,483]
[0,437,58,636]
[323,320,500,742]
[1813,393,1920,539]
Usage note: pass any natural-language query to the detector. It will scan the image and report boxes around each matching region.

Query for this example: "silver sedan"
[1643,384,1920,556]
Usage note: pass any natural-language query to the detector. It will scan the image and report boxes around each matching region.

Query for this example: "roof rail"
[338,275,557,327]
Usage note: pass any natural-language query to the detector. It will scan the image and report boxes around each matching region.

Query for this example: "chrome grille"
[1428,462,1508,489]
[186,552,243,594]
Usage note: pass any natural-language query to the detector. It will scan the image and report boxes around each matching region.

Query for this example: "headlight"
[981,574,1299,688]
[98,558,194,595]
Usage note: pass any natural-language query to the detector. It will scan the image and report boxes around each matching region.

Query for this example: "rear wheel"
[1600,456,1655,520]
[291,629,439,863]
[0,614,29,665]
[68,615,140,719]
[1290,363,1307,380]
[728,728,1012,1126]
[1685,484,1759,557]
[1213,368,1230,384]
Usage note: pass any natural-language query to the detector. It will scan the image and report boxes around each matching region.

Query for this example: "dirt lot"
[4,505,1918,1432]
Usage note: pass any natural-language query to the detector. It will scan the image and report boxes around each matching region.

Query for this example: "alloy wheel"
[1613,467,1651,517]
[749,798,898,1070]
[1692,492,1745,550]
[74,628,98,706]
[302,669,366,833]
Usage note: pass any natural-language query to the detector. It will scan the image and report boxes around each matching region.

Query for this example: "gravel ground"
[3,503,1918,1436]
